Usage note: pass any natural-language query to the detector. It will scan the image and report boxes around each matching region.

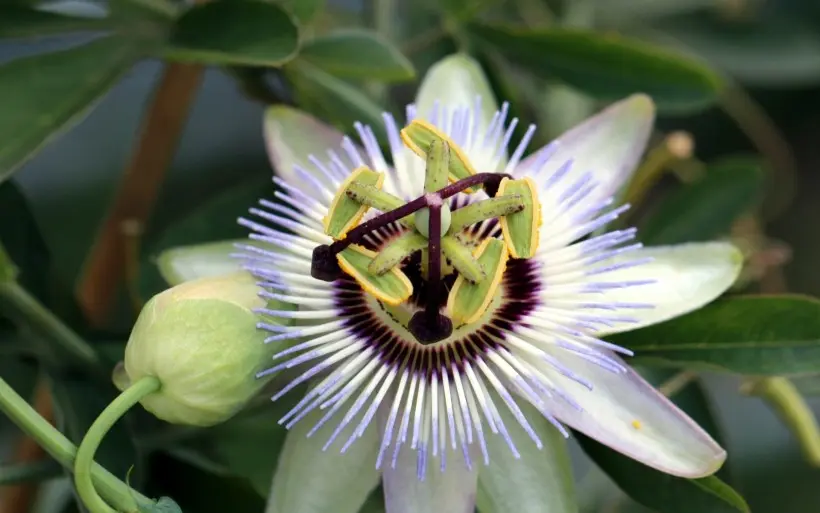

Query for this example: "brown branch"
[76,62,204,327]
[0,380,54,513]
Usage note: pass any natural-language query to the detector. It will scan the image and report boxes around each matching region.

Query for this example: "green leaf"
[358,487,386,513]
[285,61,387,142]
[0,6,106,39]
[278,0,325,24]
[647,17,820,87]
[0,36,142,182]
[0,460,62,485]
[592,0,718,26]
[299,30,414,81]
[139,497,183,513]
[0,182,50,295]
[139,177,271,299]
[155,397,297,497]
[640,156,765,245]
[149,451,264,512]
[209,412,287,495]
[612,296,820,375]
[165,0,300,67]
[468,23,723,112]
[0,241,14,284]
[577,433,749,513]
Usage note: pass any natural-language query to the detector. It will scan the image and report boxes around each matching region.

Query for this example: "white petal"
[477,402,577,513]
[539,348,726,478]
[266,406,380,513]
[413,53,506,168]
[263,105,346,201]
[522,94,654,232]
[414,54,498,135]
[157,240,244,285]
[382,441,478,513]
[592,242,743,335]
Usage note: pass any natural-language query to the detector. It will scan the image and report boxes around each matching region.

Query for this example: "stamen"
[310,172,511,282]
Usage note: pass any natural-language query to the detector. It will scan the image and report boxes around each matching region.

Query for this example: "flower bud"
[114,272,275,427]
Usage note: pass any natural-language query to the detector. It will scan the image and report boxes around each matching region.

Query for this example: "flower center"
[310,120,542,345]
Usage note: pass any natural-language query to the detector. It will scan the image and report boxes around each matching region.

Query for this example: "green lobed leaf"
[640,156,765,245]
[285,61,387,142]
[0,5,107,39]
[0,36,142,182]
[299,30,415,82]
[468,23,723,113]
[165,0,300,67]
[611,296,820,375]
[577,433,749,513]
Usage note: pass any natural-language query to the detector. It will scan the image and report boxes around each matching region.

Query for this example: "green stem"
[0,377,154,512]
[742,377,820,467]
[75,376,162,513]
[0,281,100,371]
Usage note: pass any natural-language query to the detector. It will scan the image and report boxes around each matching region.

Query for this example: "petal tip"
[675,446,728,479]
[623,93,656,120]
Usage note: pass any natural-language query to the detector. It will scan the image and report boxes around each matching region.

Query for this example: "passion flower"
[235,55,742,513]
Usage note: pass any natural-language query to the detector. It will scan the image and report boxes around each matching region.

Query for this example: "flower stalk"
[0,377,155,512]
[74,376,162,513]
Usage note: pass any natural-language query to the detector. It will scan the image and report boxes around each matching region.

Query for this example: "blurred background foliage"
[1,0,820,512]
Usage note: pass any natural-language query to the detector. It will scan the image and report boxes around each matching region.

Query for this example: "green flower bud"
[114,272,275,427]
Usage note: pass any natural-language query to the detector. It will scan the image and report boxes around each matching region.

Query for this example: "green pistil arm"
[425,139,450,192]
[368,231,428,275]
[449,195,525,233]
[442,236,485,283]
[345,182,413,227]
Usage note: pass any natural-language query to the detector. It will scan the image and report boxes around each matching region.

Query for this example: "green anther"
[400,120,477,186]
[346,182,414,227]
[442,236,485,283]
[415,204,451,238]
[346,182,403,212]
[337,245,413,306]
[447,238,509,325]
[449,195,526,233]
[324,166,384,239]
[497,177,542,259]
[425,139,450,193]
[368,231,428,275]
